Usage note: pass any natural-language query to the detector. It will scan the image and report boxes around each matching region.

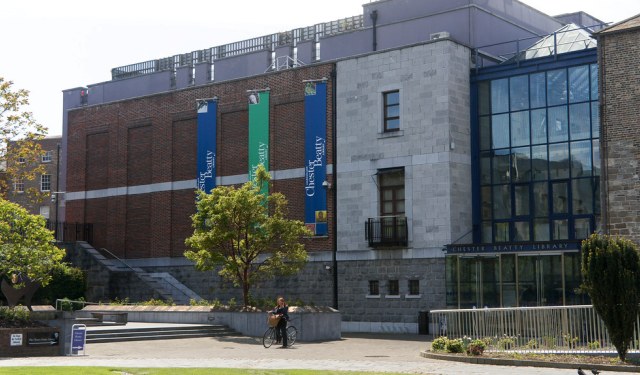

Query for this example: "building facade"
[61,0,625,332]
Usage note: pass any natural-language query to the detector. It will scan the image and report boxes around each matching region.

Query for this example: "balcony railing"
[365,216,408,247]
[45,220,94,245]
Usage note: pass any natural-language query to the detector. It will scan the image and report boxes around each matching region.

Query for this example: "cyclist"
[270,296,289,348]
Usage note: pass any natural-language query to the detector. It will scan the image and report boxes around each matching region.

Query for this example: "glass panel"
[553,219,569,240]
[396,189,405,200]
[387,105,399,117]
[531,109,547,145]
[446,256,458,308]
[590,64,598,101]
[493,185,511,219]
[480,152,491,184]
[540,255,563,306]
[480,116,491,150]
[530,72,546,109]
[511,111,530,147]
[534,218,550,241]
[459,257,478,308]
[574,218,591,239]
[518,256,537,306]
[564,252,588,305]
[481,257,500,307]
[547,69,567,106]
[501,254,517,307]
[594,176,601,215]
[510,75,529,111]
[569,65,589,103]
[548,106,568,143]
[533,182,549,217]
[591,101,600,138]
[531,145,548,180]
[512,147,531,182]
[549,143,570,179]
[514,185,530,216]
[494,222,509,242]
[572,178,594,214]
[492,150,510,184]
[383,202,393,214]
[482,221,492,243]
[383,190,393,200]
[396,201,405,214]
[570,140,592,177]
[478,81,491,116]
[491,78,509,114]
[481,186,492,220]
[592,139,600,176]
[492,114,510,148]
[386,118,399,130]
[514,221,530,242]
[569,103,590,140]
[552,182,568,214]
[386,91,399,104]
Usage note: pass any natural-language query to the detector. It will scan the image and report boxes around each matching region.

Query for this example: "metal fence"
[430,305,640,353]
[46,220,94,245]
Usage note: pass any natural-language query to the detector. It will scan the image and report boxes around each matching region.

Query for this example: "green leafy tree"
[0,77,48,202]
[581,233,640,361]
[0,198,65,287]
[185,165,310,306]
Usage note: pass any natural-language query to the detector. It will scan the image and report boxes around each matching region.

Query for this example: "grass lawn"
[0,368,409,375]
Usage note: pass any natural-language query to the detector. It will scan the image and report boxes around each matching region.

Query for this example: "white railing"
[430,305,640,353]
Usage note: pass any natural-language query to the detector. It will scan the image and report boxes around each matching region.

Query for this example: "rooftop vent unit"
[430,31,450,40]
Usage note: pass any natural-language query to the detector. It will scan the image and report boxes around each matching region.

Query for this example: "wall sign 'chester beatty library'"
[304,81,328,236]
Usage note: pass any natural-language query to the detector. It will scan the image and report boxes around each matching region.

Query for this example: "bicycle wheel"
[262,327,277,348]
[286,325,297,347]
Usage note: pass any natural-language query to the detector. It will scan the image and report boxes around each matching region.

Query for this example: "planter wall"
[79,305,341,341]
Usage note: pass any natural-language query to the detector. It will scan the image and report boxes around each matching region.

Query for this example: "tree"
[185,165,310,306]
[0,77,48,202]
[0,198,65,288]
[581,233,640,361]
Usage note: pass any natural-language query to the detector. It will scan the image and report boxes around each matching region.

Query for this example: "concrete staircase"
[86,324,238,343]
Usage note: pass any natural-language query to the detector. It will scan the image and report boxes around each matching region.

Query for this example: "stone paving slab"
[0,331,638,374]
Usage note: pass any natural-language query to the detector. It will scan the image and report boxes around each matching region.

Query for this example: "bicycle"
[262,323,297,348]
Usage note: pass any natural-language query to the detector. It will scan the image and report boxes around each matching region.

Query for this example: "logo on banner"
[305,136,326,197]
[197,100,208,113]
[197,150,216,191]
[304,82,317,96]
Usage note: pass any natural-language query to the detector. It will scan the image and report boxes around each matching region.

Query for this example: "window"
[388,280,399,296]
[408,280,420,296]
[39,206,50,219]
[383,90,400,132]
[17,156,25,163]
[41,174,51,192]
[13,179,24,193]
[42,150,53,163]
[379,168,405,216]
[368,280,379,296]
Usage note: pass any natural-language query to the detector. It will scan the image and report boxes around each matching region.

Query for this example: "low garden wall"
[79,305,341,341]
[0,326,61,357]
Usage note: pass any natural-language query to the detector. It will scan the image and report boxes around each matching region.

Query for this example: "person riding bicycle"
[270,296,289,348]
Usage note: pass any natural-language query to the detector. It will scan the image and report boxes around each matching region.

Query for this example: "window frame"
[379,168,405,217]
[42,150,53,163]
[387,279,400,297]
[40,174,51,192]
[383,90,400,132]
[13,178,25,193]
[367,280,380,297]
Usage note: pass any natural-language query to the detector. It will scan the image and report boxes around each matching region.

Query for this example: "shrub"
[0,307,31,327]
[543,336,556,349]
[562,333,579,348]
[497,335,516,350]
[445,338,464,353]
[466,339,487,356]
[431,336,448,351]
[33,263,86,305]
[525,339,539,350]
[139,298,174,306]
[587,341,601,350]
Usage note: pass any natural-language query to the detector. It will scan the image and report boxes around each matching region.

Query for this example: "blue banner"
[304,82,328,236]
[196,99,217,193]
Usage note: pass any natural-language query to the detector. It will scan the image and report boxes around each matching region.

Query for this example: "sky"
[2,0,638,136]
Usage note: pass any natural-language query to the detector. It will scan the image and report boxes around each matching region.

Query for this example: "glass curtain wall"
[477,63,600,244]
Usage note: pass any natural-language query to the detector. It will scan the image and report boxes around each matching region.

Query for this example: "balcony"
[365,216,408,248]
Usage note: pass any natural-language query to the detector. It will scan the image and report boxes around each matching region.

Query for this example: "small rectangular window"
[408,280,420,295]
[17,156,25,163]
[388,280,399,295]
[41,174,51,192]
[42,150,53,163]
[39,206,50,219]
[14,179,24,193]
[368,280,379,296]
[383,90,400,132]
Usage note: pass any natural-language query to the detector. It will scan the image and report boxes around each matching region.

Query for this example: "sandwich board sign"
[69,324,86,356]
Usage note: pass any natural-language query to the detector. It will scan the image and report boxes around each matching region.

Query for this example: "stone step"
[86,325,238,343]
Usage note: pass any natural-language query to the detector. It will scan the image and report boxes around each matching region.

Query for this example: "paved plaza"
[1,326,638,374]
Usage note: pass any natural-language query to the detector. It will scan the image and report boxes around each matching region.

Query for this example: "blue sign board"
[196,99,218,193]
[70,324,86,354]
[304,82,328,236]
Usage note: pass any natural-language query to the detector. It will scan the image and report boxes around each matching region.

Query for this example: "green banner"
[248,91,270,197]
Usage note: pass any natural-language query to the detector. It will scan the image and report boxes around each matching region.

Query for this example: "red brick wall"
[66,63,335,258]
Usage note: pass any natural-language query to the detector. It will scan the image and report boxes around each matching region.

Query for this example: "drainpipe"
[331,68,339,310]
[370,10,378,52]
